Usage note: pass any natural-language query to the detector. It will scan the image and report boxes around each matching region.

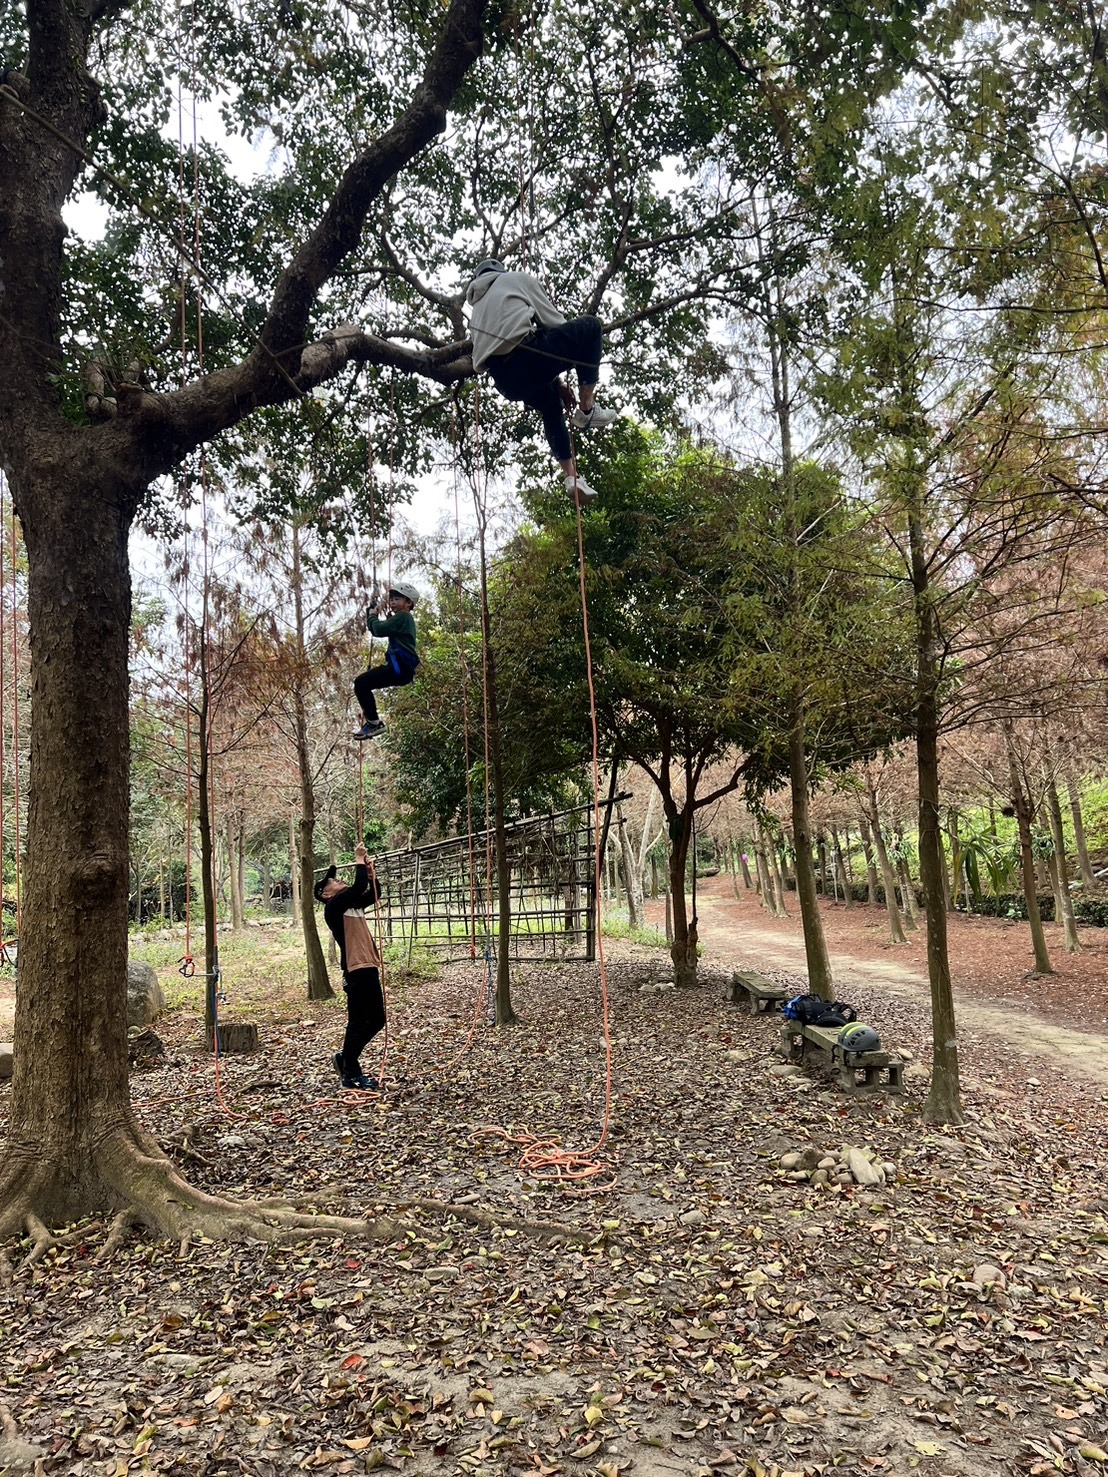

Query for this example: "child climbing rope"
[353,582,419,740]
[314,842,385,1091]
[464,259,618,505]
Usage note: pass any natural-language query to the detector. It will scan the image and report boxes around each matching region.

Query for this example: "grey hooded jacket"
[465,269,566,371]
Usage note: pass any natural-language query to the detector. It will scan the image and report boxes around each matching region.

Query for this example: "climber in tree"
[352,581,420,741]
[465,259,618,505]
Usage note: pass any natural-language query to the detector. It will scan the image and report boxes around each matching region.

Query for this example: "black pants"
[488,315,603,463]
[353,662,411,722]
[342,967,385,1065]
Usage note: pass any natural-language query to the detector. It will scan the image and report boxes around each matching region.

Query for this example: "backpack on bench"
[783,993,858,1028]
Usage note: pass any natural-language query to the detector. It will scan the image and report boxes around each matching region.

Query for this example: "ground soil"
[0,893,1106,1476]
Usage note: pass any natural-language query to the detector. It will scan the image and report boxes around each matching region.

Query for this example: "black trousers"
[342,967,385,1065]
[487,315,603,463]
[353,662,410,722]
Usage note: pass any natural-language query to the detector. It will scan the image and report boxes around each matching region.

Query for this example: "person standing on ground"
[465,259,618,505]
[314,842,385,1090]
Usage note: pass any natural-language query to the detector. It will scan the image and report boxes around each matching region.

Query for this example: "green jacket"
[367,608,417,657]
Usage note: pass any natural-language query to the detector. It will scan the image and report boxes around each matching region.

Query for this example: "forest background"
[3,0,1108,1469]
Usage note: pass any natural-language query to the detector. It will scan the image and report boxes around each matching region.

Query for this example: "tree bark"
[1005,722,1053,975]
[907,478,963,1125]
[1045,772,1079,953]
[862,775,906,944]
[787,715,833,997]
[1064,762,1096,890]
[227,817,245,930]
[832,827,853,908]
[667,807,699,986]
[858,813,880,904]
[476,522,515,1025]
[0,0,490,1248]
[289,813,301,926]
[292,527,333,1001]
[616,800,641,931]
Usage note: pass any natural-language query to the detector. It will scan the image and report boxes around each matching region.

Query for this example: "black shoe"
[341,1071,379,1091]
[353,719,385,740]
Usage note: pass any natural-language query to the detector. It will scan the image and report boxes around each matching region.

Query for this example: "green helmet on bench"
[838,1022,880,1054]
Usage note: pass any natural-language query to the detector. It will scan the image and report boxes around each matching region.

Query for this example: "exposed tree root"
[0,1115,407,1274]
[393,1196,597,1243]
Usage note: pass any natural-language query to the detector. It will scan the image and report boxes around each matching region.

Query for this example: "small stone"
[787,1170,809,1182]
[0,1437,46,1467]
[679,1209,706,1227]
[726,1049,744,1062]
[818,1157,837,1170]
[881,1161,898,1178]
[847,1147,884,1187]
[789,1078,815,1091]
[1026,1077,1041,1087]
[904,1061,930,1082]
[425,1265,461,1283]
[972,1263,1006,1289]
[769,1062,802,1078]
[898,1048,914,1062]
[802,1223,824,1236]
[811,1169,830,1186]
[217,1135,246,1148]
[780,1152,801,1171]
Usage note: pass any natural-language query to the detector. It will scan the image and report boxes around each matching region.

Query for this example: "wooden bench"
[727,969,790,1015]
[779,1020,904,1094]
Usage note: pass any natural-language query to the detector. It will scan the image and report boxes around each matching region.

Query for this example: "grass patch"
[601,910,669,949]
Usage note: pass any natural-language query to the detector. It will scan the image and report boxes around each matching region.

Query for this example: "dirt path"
[694,891,1108,1089]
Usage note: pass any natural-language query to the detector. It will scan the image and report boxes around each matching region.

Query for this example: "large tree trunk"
[0,0,488,1255]
[667,809,699,986]
[1005,723,1053,976]
[787,715,833,998]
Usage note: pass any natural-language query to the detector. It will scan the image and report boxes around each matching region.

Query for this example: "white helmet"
[389,581,419,607]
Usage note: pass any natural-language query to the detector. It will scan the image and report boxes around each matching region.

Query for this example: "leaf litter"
[1,917,1107,1475]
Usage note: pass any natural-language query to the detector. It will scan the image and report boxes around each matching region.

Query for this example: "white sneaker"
[570,404,619,431]
[564,474,598,503]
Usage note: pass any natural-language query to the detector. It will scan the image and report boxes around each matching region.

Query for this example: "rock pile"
[777,1143,900,1188]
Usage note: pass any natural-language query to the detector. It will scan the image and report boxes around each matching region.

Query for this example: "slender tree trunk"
[896,850,919,930]
[788,714,833,997]
[289,814,301,926]
[196,675,220,1049]
[1045,772,1080,953]
[832,827,853,909]
[1005,722,1053,975]
[476,528,515,1025]
[617,800,641,931]
[1064,763,1096,890]
[863,775,906,944]
[768,834,789,916]
[667,806,698,986]
[738,838,753,890]
[858,813,879,904]
[227,818,244,930]
[752,824,778,915]
[291,529,333,1000]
